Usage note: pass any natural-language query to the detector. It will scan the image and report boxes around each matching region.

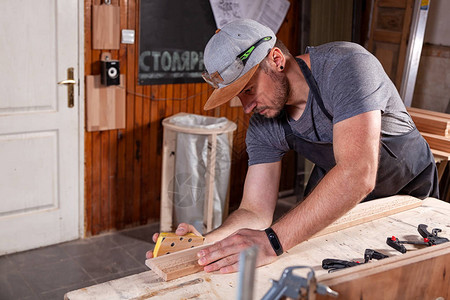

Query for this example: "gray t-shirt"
[246,41,415,166]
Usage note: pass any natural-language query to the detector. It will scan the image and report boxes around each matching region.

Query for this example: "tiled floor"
[0,223,159,300]
[0,197,295,300]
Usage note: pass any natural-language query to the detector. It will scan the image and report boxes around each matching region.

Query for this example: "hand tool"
[322,249,388,273]
[152,232,204,257]
[386,223,449,253]
[261,266,338,300]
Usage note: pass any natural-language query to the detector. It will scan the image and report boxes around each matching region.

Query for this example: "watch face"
[268,233,281,251]
[265,228,283,256]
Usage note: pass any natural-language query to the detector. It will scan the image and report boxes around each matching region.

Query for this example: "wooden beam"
[146,244,210,281]
[421,132,450,153]
[146,196,422,281]
[408,107,450,119]
[408,110,450,137]
[313,195,421,238]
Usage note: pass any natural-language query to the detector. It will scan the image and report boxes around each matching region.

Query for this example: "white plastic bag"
[169,114,233,233]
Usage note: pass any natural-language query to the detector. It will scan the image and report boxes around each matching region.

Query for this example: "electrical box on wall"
[101,60,120,86]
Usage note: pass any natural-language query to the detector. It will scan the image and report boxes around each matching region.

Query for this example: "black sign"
[138,0,217,85]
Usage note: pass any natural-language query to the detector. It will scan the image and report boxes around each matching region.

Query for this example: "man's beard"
[255,69,290,118]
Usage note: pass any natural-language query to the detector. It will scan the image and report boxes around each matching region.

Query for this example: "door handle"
[58,67,76,108]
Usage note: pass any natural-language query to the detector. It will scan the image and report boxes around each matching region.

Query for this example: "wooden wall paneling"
[156,85,167,220]
[133,91,143,226]
[149,85,160,222]
[140,85,150,225]
[83,0,300,235]
[108,129,117,230]
[100,128,110,231]
[84,132,93,235]
[174,84,181,115]
[124,71,135,227]
[122,0,135,228]
[92,132,101,234]
[111,0,128,231]
[181,84,188,113]
[90,32,103,232]
[188,83,195,113]
[193,84,201,115]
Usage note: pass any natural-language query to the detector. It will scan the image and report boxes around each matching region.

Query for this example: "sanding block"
[153,232,205,257]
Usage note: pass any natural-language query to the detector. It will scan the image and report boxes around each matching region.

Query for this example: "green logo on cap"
[238,36,272,63]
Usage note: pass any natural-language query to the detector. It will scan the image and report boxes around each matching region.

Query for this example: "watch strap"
[265,227,284,256]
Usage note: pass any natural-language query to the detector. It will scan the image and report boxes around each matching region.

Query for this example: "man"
[147,19,438,273]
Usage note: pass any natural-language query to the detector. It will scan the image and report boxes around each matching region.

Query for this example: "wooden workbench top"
[65,197,450,300]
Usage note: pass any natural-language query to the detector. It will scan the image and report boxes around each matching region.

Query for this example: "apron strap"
[295,58,333,121]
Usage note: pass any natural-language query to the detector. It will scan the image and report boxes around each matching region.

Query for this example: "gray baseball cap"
[202,19,276,110]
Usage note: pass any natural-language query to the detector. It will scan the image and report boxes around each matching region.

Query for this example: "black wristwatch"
[264,227,284,256]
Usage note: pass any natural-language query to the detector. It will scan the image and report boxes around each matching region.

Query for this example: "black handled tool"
[387,224,449,253]
[322,259,361,270]
[322,249,388,273]
[417,224,449,245]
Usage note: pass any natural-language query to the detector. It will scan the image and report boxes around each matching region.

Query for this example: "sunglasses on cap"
[202,36,273,89]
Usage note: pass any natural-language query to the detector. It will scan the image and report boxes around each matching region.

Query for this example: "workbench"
[65,197,450,299]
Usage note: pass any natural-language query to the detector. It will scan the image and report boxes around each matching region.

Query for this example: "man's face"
[237,64,290,118]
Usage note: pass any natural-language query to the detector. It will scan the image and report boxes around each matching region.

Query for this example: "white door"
[0,0,81,254]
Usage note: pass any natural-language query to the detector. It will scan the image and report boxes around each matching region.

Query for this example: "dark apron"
[281,58,439,201]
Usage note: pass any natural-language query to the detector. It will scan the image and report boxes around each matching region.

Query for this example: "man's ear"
[270,47,286,71]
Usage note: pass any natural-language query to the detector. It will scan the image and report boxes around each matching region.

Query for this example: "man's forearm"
[272,163,375,251]
[204,207,272,243]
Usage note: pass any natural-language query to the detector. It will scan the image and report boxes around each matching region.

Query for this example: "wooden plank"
[86,75,126,131]
[313,195,421,238]
[409,111,450,137]
[92,4,120,49]
[421,132,450,152]
[431,148,450,160]
[204,134,217,233]
[146,244,211,281]
[317,243,450,300]
[408,106,450,119]
[148,195,422,282]
[160,127,176,232]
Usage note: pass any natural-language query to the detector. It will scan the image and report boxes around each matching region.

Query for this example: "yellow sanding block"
[153,233,205,257]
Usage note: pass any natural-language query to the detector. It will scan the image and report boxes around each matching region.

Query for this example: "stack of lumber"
[408,107,450,152]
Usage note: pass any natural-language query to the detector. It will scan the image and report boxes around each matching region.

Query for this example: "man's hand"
[196,228,279,274]
[145,223,202,259]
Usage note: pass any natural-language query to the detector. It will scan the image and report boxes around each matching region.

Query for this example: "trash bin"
[160,113,237,234]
